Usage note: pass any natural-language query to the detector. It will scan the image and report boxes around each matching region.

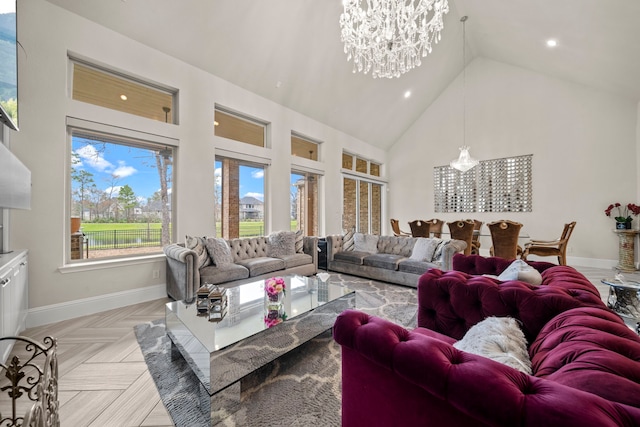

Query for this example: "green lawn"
[82,221,298,237]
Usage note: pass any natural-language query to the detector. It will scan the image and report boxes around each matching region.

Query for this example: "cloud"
[244,192,264,201]
[113,161,137,178]
[251,170,264,179]
[214,167,222,185]
[75,145,113,172]
[104,186,122,197]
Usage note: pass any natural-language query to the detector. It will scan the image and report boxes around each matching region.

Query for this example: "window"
[215,157,266,238]
[71,60,177,124]
[291,171,319,236]
[291,133,319,160]
[342,152,384,234]
[69,123,174,261]
[214,107,267,147]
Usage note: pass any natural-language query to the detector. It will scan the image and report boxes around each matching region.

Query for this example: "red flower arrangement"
[604,203,640,223]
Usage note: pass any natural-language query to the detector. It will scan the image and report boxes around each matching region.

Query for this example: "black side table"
[318,238,327,270]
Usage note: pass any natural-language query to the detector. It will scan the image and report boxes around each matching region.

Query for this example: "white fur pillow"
[410,238,439,261]
[267,231,296,257]
[353,232,379,253]
[453,316,532,374]
[498,259,543,286]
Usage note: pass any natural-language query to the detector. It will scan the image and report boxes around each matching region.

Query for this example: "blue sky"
[72,137,171,204]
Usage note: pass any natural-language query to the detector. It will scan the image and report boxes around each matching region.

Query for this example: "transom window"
[214,107,267,148]
[342,152,381,177]
[291,133,320,161]
[71,59,177,124]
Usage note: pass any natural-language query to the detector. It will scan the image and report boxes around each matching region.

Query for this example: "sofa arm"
[302,236,318,271]
[441,239,466,270]
[163,243,199,302]
[416,268,607,342]
[325,235,343,262]
[333,310,640,427]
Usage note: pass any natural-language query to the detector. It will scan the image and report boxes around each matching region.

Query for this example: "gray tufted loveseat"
[325,234,466,287]
[164,235,318,301]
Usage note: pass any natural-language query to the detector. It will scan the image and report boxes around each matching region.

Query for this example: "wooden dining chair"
[470,219,483,255]
[426,218,445,238]
[390,218,411,237]
[521,221,577,266]
[487,220,523,260]
[408,220,431,238]
[447,220,475,255]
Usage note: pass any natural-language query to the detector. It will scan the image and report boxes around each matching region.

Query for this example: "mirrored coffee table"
[166,274,355,424]
[601,277,640,334]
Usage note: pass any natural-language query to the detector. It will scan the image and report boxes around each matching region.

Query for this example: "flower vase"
[617,221,632,230]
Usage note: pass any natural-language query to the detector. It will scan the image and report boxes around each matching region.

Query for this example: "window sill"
[58,253,165,274]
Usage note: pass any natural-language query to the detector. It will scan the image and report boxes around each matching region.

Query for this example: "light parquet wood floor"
[0,266,619,426]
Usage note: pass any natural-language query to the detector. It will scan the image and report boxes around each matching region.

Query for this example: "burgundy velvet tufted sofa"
[333,260,640,426]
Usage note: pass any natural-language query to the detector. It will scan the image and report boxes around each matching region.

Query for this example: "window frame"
[65,117,178,265]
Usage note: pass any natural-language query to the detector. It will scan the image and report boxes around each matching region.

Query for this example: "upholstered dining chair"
[426,218,445,238]
[409,220,431,238]
[487,220,523,260]
[390,218,411,237]
[521,221,577,266]
[447,220,475,255]
[470,219,483,255]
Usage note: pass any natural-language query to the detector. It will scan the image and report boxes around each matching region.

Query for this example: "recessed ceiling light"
[404,91,411,98]
[120,94,127,101]
[546,39,558,48]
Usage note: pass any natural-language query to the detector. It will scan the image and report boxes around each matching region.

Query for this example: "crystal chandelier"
[450,16,479,172]
[339,0,450,79]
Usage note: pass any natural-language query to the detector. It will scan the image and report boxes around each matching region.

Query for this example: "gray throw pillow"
[353,233,379,254]
[205,237,234,266]
[267,231,296,258]
[454,316,532,374]
[343,227,355,251]
[410,238,439,261]
[185,235,211,269]
[295,229,304,254]
[498,259,543,285]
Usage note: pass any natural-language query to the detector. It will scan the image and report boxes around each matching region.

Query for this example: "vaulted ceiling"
[45,0,640,149]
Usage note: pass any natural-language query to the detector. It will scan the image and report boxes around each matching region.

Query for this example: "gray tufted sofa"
[325,234,466,287]
[164,235,318,301]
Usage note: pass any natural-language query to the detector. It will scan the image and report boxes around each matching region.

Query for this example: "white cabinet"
[0,250,28,363]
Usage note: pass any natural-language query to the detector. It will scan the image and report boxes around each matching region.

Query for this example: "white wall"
[10,0,385,324]
[388,57,639,267]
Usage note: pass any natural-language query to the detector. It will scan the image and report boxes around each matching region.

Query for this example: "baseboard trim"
[26,283,167,328]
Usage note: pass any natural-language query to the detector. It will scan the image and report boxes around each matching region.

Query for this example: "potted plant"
[604,203,640,229]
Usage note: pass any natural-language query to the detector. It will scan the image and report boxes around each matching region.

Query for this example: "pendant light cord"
[462,16,467,148]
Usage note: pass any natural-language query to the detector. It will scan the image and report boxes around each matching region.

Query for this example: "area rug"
[134,273,418,426]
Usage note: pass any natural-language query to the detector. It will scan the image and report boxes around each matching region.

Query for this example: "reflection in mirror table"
[166,275,355,425]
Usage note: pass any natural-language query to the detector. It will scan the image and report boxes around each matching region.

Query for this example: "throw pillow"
[204,237,234,265]
[498,259,543,286]
[342,227,355,251]
[431,239,447,262]
[454,316,532,374]
[295,229,304,254]
[353,232,379,254]
[185,235,211,269]
[410,238,439,262]
[267,231,296,258]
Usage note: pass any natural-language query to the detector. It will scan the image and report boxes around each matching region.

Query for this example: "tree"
[71,156,95,218]
[117,184,137,221]
[155,150,172,245]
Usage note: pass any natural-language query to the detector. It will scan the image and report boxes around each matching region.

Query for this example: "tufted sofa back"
[530,306,640,407]
[376,236,416,256]
[227,237,269,262]
[417,267,607,342]
[452,253,556,275]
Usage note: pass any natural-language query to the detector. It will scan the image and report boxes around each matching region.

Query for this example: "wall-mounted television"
[0,0,17,131]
